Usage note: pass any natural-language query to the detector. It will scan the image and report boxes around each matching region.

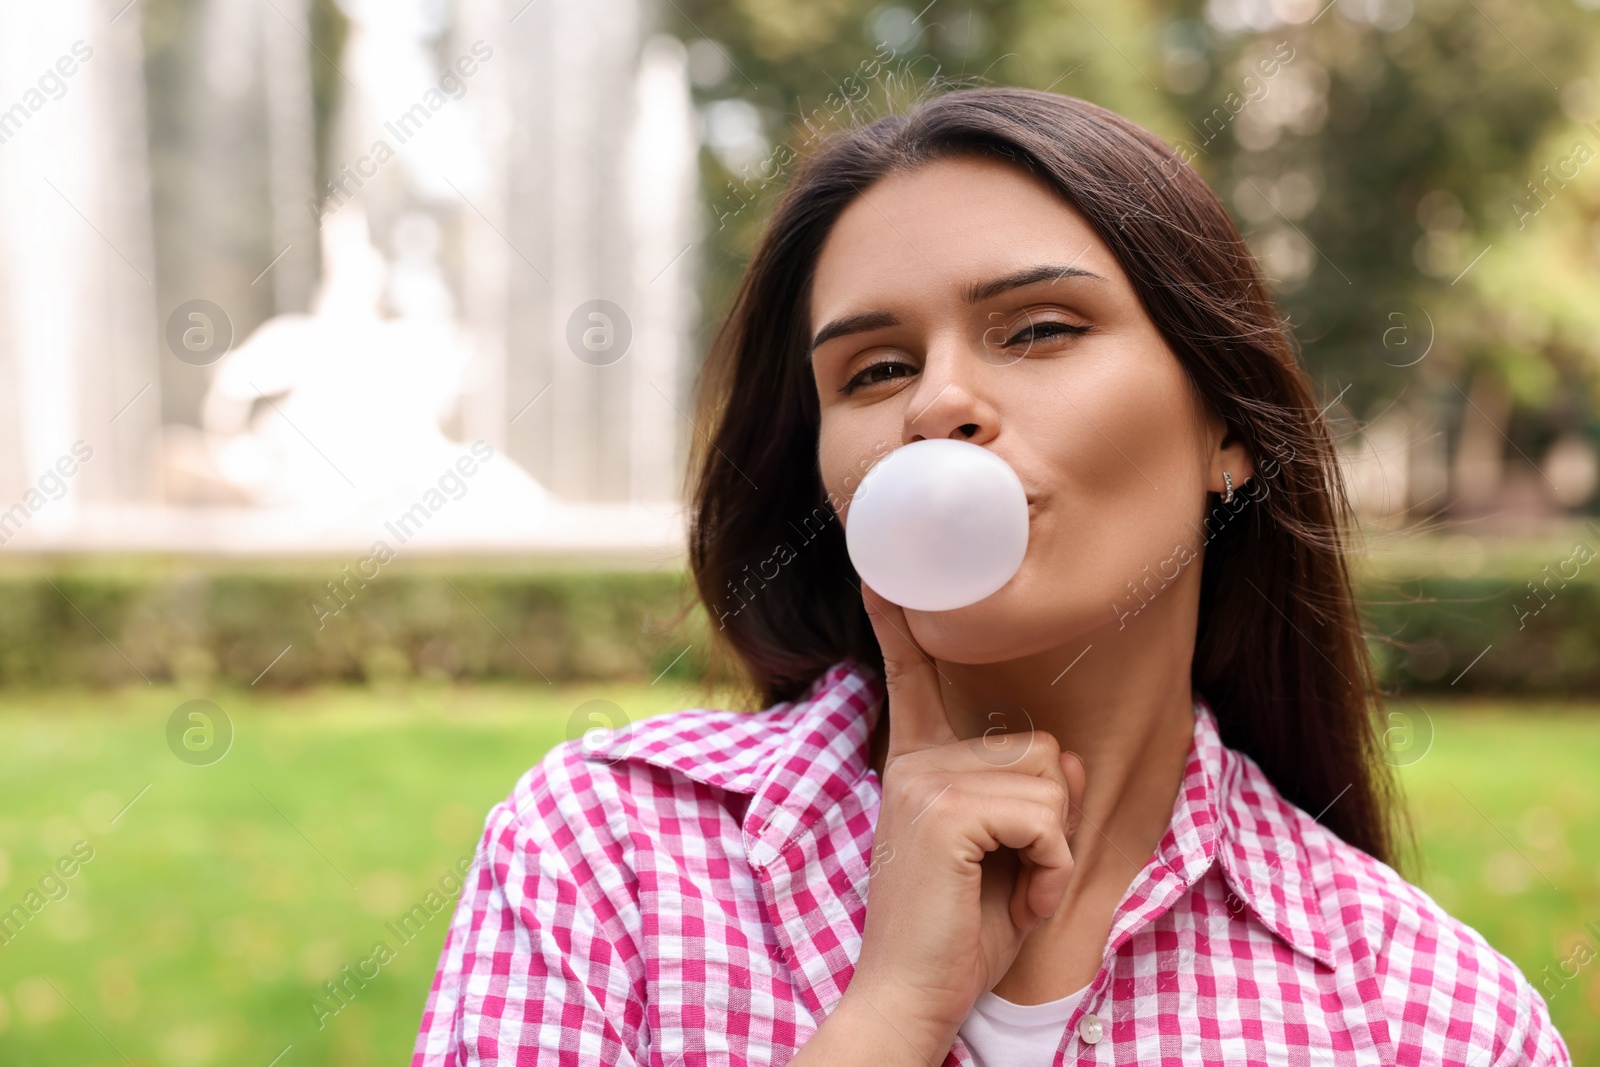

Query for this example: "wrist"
[838,973,962,1064]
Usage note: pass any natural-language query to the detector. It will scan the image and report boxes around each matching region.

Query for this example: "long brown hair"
[686,87,1402,867]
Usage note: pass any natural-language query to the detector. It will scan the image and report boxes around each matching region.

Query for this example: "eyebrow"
[808,263,1106,354]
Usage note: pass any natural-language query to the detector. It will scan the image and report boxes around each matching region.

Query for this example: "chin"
[903,584,1100,665]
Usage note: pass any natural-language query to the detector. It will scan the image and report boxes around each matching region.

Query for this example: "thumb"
[861,582,959,758]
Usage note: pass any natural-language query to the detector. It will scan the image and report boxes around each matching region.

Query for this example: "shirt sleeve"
[412,748,649,1066]
[1496,969,1571,1067]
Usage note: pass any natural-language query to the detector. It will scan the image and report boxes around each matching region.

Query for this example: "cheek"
[1088,358,1202,487]
[817,411,896,517]
[816,415,854,508]
[1035,346,1201,498]
[1026,349,1207,586]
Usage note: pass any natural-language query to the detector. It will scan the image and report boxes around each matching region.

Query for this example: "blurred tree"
[670,0,1182,344]
[1188,0,1600,517]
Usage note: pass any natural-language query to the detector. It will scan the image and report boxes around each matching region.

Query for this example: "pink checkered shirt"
[413,660,1570,1066]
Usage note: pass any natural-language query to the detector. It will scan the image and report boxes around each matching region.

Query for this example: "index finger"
[861,583,961,759]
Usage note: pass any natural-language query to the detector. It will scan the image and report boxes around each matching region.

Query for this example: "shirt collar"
[1154,690,1337,969]
[594,658,1333,970]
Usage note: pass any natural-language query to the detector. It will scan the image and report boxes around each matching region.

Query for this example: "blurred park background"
[1,0,1599,1062]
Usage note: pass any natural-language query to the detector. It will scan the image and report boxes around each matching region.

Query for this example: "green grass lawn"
[0,685,1595,1065]
[1391,700,1600,1062]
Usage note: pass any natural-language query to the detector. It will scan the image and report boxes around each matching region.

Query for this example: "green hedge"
[0,556,712,690]
[1357,539,1600,696]
[0,544,1594,694]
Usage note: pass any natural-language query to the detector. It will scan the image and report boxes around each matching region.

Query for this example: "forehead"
[809,154,1127,323]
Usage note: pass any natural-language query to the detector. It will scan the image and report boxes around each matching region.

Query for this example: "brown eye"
[840,359,916,395]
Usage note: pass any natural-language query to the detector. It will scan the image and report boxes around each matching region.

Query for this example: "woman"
[414,88,1569,1066]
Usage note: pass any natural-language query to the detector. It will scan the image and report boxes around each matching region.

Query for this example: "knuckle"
[902,772,954,812]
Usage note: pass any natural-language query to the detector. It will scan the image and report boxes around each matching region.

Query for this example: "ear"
[1205,410,1255,497]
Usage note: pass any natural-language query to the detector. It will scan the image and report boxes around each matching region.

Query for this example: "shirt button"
[1077,1012,1103,1044]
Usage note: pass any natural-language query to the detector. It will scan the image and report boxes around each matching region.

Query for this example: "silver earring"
[1222,471,1234,504]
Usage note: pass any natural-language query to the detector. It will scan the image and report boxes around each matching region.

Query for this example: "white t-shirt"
[956,983,1091,1067]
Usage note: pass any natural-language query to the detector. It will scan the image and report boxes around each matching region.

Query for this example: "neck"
[868,578,1202,881]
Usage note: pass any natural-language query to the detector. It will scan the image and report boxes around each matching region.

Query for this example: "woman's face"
[808,154,1254,664]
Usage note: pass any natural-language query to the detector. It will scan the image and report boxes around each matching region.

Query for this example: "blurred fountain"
[194,203,555,542]
[0,0,697,558]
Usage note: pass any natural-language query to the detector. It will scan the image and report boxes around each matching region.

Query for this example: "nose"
[904,345,1000,446]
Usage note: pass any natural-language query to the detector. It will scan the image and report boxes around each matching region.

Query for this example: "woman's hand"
[843,584,1086,1054]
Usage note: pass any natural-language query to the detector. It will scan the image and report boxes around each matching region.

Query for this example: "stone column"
[0,0,160,520]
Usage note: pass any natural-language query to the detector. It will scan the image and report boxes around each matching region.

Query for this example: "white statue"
[200,203,553,542]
